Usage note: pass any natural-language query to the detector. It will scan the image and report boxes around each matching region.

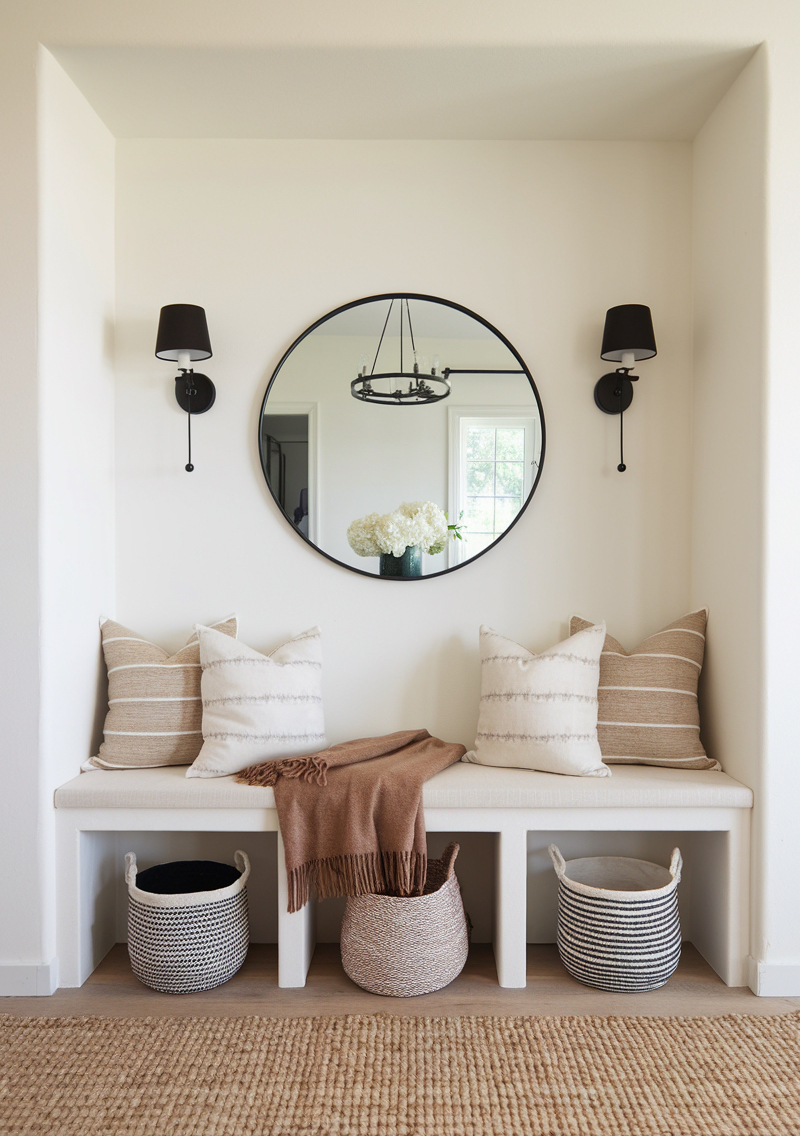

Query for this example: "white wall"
[37,49,116,990]
[0,32,43,988]
[115,138,694,725]
[692,33,800,995]
[110,138,693,941]
[760,33,800,995]
[691,48,767,976]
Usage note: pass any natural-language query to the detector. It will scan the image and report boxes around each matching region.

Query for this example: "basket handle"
[440,842,460,880]
[548,844,566,878]
[124,852,137,889]
[669,847,682,884]
[234,850,251,886]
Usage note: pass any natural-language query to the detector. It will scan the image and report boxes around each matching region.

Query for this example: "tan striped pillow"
[84,615,238,770]
[569,610,719,770]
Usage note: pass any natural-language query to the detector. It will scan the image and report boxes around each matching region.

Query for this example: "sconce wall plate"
[175,372,216,415]
[593,371,636,415]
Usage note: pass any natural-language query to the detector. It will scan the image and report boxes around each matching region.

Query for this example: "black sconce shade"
[595,303,657,473]
[155,304,213,362]
[600,304,657,362]
[156,303,215,473]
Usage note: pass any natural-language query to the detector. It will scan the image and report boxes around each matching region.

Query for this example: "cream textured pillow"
[462,623,609,777]
[569,609,718,770]
[187,625,327,778]
[84,615,238,770]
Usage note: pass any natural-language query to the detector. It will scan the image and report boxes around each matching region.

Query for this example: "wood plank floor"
[4,943,800,1018]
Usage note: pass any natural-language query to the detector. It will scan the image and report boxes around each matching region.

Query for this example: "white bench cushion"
[54,761,752,811]
[425,762,751,808]
[55,765,277,809]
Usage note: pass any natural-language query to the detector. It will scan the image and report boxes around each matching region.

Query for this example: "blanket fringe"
[236,755,329,788]
[287,851,428,913]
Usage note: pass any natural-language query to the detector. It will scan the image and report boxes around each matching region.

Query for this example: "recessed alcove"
[37,40,767,970]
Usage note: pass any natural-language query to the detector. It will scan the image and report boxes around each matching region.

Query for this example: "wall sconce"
[594,304,657,472]
[155,304,214,472]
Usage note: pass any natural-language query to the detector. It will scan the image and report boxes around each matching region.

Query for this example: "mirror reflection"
[259,294,545,578]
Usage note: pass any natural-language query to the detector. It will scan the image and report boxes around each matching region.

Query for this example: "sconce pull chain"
[185,373,194,472]
[618,393,626,473]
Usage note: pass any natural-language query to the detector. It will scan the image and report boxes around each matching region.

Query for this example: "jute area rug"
[2,1011,799,1136]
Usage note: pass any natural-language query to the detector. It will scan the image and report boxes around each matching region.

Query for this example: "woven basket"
[125,850,250,994]
[340,842,469,997]
[549,844,682,992]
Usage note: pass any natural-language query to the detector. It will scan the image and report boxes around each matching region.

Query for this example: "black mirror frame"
[258,292,546,581]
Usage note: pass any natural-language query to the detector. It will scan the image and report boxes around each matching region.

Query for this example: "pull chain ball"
[185,463,194,472]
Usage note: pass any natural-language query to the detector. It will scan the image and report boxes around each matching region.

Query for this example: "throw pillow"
[187,625,327,778]
[462,622,609,777]
[569,609,719,770]
[84,614,238,770]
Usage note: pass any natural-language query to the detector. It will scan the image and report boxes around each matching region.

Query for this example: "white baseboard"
[747,956,800,997]
[0,959,59,996]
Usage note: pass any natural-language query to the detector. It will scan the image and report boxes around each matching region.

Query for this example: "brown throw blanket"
[236,729,465,912]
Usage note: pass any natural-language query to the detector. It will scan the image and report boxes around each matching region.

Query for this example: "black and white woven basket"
[125,850,250,994]
[549,844,682,993]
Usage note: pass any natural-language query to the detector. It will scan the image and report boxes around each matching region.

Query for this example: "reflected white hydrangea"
[347,501,449,558]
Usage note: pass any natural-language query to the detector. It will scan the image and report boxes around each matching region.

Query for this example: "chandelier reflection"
[351,298,452,405]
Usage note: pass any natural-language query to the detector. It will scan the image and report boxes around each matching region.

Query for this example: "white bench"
[54,762,753,991]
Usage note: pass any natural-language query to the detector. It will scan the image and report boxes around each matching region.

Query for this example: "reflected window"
[449,410,539,565]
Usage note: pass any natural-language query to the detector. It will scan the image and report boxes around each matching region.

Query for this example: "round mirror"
[259,293,545,579]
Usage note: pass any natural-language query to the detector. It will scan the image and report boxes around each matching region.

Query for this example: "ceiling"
[51,43,756,141]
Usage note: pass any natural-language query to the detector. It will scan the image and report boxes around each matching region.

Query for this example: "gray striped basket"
[341,843,469,997]
[125,850,250,994]
[549,844,682,992]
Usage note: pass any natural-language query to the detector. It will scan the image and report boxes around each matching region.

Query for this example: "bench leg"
[690,812,751,987]
[56,815,83,988]
[277,828,316,988]
[494,826,528,988]
[56,817,117,988]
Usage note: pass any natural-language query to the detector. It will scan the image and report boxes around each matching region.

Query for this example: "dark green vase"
[379,544,422,578]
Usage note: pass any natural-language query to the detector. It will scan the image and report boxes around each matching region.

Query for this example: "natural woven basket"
[340,842,469,997]
[125,850,250,994]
